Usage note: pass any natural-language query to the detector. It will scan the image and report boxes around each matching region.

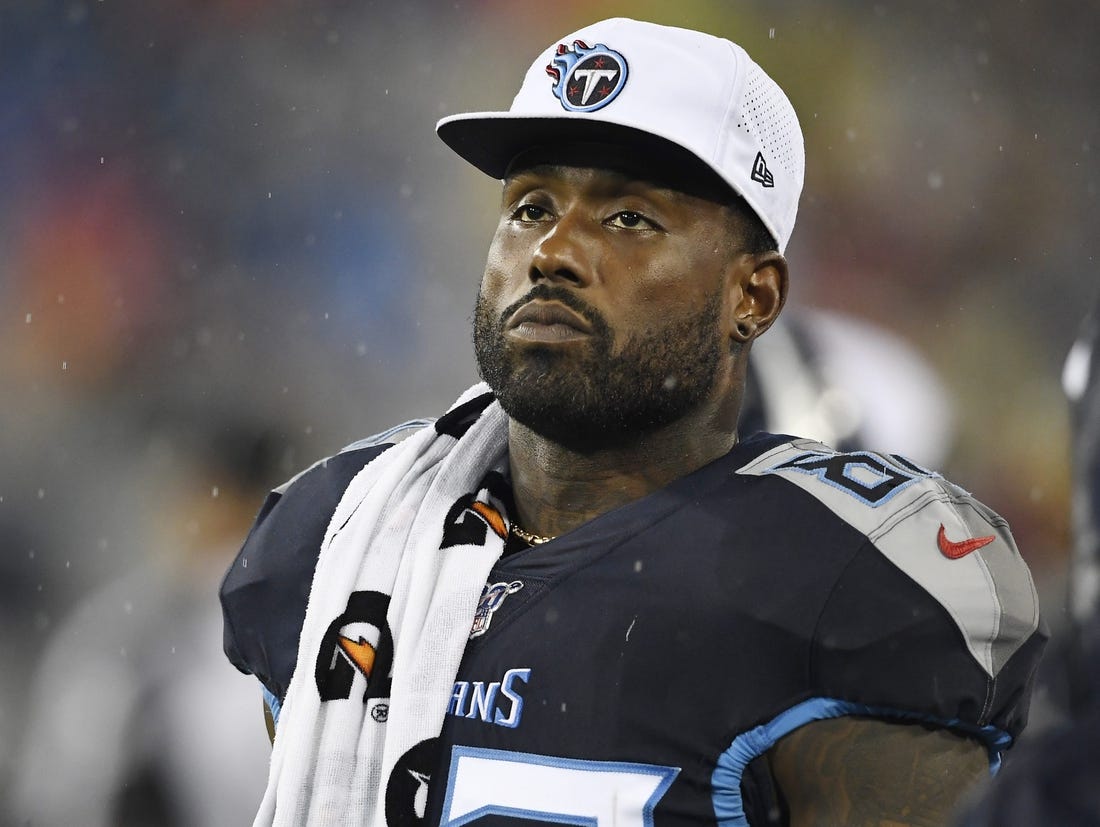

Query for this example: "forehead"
[504,142,738,206]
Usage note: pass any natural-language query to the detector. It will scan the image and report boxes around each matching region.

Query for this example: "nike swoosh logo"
[937,524,996,559]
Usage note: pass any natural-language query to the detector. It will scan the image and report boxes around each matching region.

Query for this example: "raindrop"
[212,486,220,498]
[37,488,45,499]
[633,560,643,573]
[768,27,775,39]
[25,313,32,324]
[242,558,248,568]
[124,601,133,614]
[927,171,944,190]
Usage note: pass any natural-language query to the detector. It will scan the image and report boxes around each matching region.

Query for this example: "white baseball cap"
[436,17,805,252]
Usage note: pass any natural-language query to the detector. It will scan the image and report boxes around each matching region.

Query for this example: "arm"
[768,717,988,827]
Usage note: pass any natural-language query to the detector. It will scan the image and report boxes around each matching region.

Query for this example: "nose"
[529,211,593,287]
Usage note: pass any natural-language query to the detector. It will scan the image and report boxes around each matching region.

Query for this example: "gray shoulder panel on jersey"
[271,418,434,496]
[737,438,1041,679]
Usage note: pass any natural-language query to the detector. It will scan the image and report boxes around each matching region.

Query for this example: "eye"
[607,211,657,230]
[510,204,550,222]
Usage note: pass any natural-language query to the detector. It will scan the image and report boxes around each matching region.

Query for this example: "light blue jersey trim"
[263,686,282,731]
[711,697,1013,826]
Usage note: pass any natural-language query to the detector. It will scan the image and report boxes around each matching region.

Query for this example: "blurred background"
[1,1,1096,824]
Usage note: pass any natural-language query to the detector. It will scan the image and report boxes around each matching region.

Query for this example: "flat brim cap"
[436,17,804,252]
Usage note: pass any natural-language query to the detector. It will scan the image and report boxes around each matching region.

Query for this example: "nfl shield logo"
[470,580,524,638]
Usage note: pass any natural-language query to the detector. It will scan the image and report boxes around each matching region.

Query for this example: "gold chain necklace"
[510,522,556,545]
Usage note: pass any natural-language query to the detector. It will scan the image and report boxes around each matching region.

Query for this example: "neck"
[506,406,738,540]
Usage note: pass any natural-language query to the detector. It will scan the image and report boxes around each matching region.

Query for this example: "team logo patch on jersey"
[315,590,394,703]
[470,580,523,639]
[545,40,628,112]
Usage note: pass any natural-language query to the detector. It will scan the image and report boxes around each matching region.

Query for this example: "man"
[221,18,1046,826]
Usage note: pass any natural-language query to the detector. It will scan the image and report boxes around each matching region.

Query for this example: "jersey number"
[440,747,679,826]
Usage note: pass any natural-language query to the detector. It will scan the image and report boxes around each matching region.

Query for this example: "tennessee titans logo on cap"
[545,40,628,113]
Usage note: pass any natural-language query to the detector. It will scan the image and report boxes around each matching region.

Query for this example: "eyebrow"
[502,165,692,204]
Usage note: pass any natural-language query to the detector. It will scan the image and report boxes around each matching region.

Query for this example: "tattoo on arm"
[768,717,989,827]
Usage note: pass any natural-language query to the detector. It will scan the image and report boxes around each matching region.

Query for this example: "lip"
[506,301,594,342]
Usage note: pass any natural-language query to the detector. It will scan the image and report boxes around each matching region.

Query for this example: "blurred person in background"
[742,307,954,468]
[951,295,1100,825]
[11,418,283,826]
[1063,299,1100,715]
[222,18,1044,825]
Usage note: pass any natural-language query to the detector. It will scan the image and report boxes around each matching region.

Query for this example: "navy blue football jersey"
[221,410,1046,826]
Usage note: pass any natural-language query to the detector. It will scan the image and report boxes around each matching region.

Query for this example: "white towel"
[255,384,510,825]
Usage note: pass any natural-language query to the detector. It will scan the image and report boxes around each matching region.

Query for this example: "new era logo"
[751,152,774,187]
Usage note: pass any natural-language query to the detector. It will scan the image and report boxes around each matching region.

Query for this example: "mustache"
[498,284,608,333]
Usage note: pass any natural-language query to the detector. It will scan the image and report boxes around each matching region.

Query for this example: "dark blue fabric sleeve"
[219,443,390,702]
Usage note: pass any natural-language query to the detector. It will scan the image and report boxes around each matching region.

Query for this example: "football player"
[222,18,1046,826]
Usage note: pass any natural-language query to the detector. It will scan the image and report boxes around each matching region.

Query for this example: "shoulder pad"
[737,439,1041,678]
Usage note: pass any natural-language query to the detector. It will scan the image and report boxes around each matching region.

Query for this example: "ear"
[729,252,788,344]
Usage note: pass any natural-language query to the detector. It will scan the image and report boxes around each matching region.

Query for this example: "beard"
[473,282,724,451]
